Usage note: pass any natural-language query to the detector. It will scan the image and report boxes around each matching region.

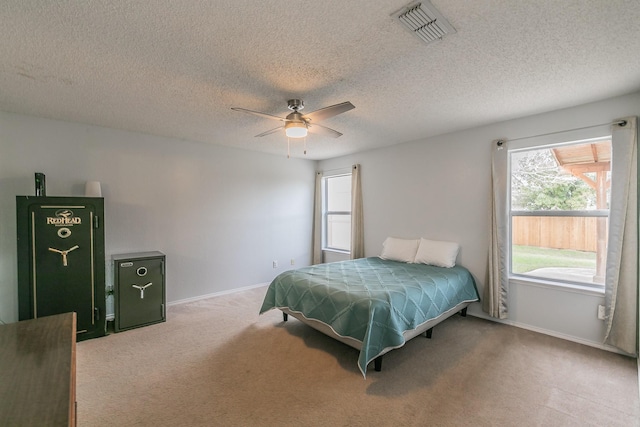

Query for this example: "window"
[509,137,611,287]
[323,174,351,252]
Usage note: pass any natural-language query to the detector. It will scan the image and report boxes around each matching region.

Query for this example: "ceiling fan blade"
[302,101,355,123]
[255,126,285,137]
[308,123,343,138]
[231,107,286,122]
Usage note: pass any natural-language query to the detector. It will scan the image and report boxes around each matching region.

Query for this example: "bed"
[259,253,480,377]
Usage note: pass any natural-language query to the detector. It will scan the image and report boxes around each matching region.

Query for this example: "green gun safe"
[113,251,166,332]
[17,196,106,341]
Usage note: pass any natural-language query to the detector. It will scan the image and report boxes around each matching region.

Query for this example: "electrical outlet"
[597,304,606,320]
[272,260,278,268]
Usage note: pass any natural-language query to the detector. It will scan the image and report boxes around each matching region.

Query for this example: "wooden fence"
[512,216,607,252]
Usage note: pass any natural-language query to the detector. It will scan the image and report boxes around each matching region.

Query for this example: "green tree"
[511,148,595,210]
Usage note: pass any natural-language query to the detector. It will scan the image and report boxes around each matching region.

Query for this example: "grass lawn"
[511,245,596,274]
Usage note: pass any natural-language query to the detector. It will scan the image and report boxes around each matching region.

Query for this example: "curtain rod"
[503,119,627,144]
[319,166,353,174]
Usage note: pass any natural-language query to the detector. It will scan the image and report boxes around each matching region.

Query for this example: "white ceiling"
[1,1,639,160]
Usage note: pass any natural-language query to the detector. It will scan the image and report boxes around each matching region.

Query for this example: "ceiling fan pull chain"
[287,137,291,158]
[304,136,307,155]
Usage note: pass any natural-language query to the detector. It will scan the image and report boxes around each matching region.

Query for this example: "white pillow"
[414,238,460,268]
[380,237,420,263]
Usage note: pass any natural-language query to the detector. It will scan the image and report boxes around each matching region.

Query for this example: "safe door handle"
[132,282,153,299]
[48,245,79,267]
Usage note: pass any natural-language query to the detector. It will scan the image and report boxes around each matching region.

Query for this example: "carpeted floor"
[77,286,639,426]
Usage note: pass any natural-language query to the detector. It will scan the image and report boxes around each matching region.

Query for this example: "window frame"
[322,172,352,253]
[507,137,611,291]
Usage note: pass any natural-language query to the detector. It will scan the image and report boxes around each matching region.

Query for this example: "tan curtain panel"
[483,140,509,319]
[604,117,638,355]
[312,171,323,265]
[350,164,364,259]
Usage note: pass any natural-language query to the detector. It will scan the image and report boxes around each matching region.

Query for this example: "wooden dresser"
[0,312,77,426]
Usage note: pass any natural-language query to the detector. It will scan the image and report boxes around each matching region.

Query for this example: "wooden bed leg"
[425,328,433,339]
[374,356,382,372]
[282,312,288,322]
[459,307,468,317]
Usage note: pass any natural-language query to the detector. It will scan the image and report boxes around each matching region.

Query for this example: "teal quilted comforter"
[259,257,479,376]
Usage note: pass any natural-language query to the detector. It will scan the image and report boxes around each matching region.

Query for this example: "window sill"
[509,275,605,297]
[322,248,350,255]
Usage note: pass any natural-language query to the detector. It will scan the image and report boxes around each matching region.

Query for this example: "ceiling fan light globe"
[285,122,308,138]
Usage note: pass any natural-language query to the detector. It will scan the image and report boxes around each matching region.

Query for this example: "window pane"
[511,215,607,285]
[511,140,611,211]
[327,175,351,212]
[510,139,611,286]
[327,214,351,251]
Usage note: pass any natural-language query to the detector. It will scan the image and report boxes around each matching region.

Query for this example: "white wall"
[2,93,637,348]
[0,112,316,323]
[318,91,640,348]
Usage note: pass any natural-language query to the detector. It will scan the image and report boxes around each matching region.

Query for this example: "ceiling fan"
[232,99,355,140]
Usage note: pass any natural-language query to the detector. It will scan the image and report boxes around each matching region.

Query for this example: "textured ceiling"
[1,1,639,160]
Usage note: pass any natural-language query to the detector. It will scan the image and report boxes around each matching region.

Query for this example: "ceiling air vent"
[394,1,456,45]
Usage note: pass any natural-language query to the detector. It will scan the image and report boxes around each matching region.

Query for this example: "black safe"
[113,252,166,332]
[16,196,106,341]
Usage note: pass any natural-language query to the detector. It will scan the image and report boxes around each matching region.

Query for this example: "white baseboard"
[167,282,269,306]
[105,283,270,322]
[469,311,629,356]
